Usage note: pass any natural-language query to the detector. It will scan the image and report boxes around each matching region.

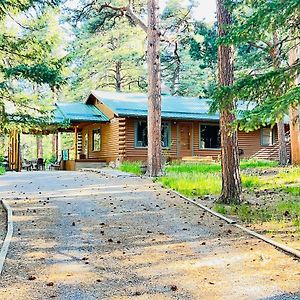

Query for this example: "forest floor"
[155,161,300,251]
[0,170,299,300]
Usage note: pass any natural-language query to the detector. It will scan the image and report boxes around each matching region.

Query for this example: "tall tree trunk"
[271,33,288,165]
[288,43,300,165]
[115,61,122,92]
[217,0,241,204]
[36,135,43,158]
[52,87,59,161]
[147,0,163,176]
[277,119,288,165]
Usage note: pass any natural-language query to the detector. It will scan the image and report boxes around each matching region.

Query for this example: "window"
[92,128,101,151]
[161,122,171,147]
[135,121,148,147]
[135,121,171,148]
[200,124,221,149]
[261,128,274,146]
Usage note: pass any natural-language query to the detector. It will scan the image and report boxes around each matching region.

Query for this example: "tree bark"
[115,61,122,92]
[277,119,288,165]
[217,0,242,204]
[271,33,288,165]
[289,105,300,165]
[36,135,43,158]
[288,43,300,165]
[52,87,59,160]
[146,0,163,177]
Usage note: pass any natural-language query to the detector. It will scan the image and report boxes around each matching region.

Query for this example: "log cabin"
[53,90,290,170]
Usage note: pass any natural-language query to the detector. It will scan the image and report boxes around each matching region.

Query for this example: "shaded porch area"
[7,102,110,172]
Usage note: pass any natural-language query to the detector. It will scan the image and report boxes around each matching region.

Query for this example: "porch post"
[8,129,21,171]
[74,126,78,160]
[57,132,62,161]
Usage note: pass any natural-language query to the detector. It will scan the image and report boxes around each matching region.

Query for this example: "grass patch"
[160,160,273,196]
[241,175,263,189]
[213,200,300,228]
[240,159,278,169]
[282,186,300,196]
[0,165,5,175]
[165,162,221,174]
[159,173,221,197]
[119,161,142,175]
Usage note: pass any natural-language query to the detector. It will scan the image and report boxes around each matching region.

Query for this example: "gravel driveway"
[0,170,299,300]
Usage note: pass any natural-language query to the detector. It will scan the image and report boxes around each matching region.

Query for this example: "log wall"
[79,117,281,163]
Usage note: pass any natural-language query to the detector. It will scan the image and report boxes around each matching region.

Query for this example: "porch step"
[75,161,107,171]
[182,156,215,163]
[251,131,291,161]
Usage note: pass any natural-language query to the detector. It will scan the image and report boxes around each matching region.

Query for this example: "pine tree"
[146,0,163,176]
[216,0,242,204]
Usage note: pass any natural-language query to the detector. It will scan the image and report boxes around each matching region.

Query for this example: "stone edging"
[0,200,13,275]
[172,190,300,260]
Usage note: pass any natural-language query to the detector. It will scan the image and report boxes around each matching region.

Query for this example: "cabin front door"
[179,123,193,157]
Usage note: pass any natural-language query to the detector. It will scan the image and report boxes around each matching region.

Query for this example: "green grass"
[214,200,300,226]
[119,161,142,175]
[241,175,263,189]
[282,186,300,196]
[160,173,221,197]
[165,162,221,174]
[240,159,278,169]
[160,160,275,197]
[0,165,5,175]
[164,159,277,175]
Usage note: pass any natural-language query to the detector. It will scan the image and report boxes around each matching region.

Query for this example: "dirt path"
[0,170,299,300]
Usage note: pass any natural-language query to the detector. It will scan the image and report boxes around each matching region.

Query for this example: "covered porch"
[7,102,110,172]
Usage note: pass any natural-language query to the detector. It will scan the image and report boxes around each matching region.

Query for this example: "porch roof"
[53,102,109,123]
[90,90,220,120]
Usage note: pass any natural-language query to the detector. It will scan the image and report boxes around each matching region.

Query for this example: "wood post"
[74,126,78,160]
[57,132,62,161]
[8,129,21,172]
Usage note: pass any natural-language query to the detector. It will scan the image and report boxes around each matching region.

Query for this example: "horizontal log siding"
[123,118,273,161]
[80,117,281,163]
[81,119,120,162]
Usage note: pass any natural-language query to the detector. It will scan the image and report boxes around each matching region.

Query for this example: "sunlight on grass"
[159,173,221,197]
[240,159,278,169]
[119,161,142,175]
[241,175,263,189]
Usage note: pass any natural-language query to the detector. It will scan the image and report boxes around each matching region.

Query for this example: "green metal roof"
[90,90,220,121]
[53,103,109,123]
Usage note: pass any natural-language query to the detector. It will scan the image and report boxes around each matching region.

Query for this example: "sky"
[192,1,216,22]
[65,0,216,23]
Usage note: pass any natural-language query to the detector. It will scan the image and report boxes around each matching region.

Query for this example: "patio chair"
[37,158,45,171]
[22,159,32,171]
[31,159,37,170]
[49,159,61,171]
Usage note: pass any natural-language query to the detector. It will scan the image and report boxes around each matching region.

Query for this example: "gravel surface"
[0,203,6,248]
[0,170,299,300]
